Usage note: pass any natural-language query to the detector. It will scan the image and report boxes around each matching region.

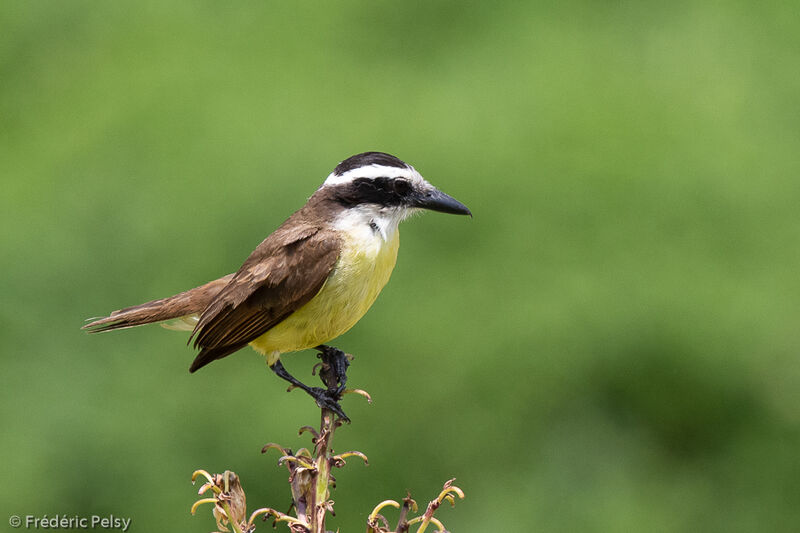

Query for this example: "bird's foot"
[306,386,350,422]
[315,345,351,396]
[270,359,350,422]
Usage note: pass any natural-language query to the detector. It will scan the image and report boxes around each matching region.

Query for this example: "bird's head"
[319,152,471,234]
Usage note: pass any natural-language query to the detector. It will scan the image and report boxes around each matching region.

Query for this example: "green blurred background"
[2,1,800,531]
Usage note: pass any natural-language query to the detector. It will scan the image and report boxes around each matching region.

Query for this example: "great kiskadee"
[84,152,471,417]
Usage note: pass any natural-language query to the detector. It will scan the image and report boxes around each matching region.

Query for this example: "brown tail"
[83,274,234,333]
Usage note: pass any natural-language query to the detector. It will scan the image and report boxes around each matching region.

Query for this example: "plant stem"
[310,408,336,533]
[221,501,245,533]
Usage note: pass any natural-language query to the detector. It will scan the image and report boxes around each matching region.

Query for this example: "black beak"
[413,187,472,216]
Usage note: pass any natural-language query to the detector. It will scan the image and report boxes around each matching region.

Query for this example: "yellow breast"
[249,226,400,356]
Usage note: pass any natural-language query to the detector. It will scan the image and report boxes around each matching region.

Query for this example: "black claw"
[308,387,350,422]
[269,358,350,422]
[315,345,350,394]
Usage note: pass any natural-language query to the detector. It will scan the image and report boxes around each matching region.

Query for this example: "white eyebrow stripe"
[322,164,422,187]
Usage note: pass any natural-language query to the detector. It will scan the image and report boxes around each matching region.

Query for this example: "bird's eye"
[393,179,412,195]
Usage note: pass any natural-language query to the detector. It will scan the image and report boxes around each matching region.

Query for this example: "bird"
[84,152,471,419]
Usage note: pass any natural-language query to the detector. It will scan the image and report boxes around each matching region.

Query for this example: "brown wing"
[187,223,340,372]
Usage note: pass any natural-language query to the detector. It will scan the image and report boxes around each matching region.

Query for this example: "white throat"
[332,204,412,243]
